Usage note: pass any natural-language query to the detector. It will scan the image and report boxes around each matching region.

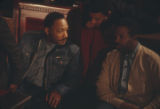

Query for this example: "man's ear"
[44,27,49,36]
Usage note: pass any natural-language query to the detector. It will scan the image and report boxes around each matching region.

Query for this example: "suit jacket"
[97,44,160,109]
[20,31,81,96]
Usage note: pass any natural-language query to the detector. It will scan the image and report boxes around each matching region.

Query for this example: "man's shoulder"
[140,45,160,60]
[67,42,80,54]
[21,31,45,41]
[103,49,120,63]
[20,31,45,52]
[107,49,119,57]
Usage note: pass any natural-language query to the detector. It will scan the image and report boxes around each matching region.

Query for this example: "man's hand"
[119,102,140,109]
[46,91,61,108]
[9,84,18,93]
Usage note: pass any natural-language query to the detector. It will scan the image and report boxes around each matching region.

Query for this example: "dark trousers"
[96,101,116,109]
[61,84,98,109]
[20,81,98,109]
[23,94,62,109]
[19,80,62,109]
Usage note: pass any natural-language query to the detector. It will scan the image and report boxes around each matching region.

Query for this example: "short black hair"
[44,12,65,28]
[113,17,138,37]
[88,0,112,16]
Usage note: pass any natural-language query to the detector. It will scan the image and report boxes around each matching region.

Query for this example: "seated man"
[0,16,24,109]
[20,12,81,109]
[0,17,23,92]
[96,18,160,109]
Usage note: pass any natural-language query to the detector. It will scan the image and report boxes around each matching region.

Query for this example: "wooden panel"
[17,2,71,41]
[25,17,44,31]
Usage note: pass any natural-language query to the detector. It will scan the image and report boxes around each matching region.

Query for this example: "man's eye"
[57,30,63,32]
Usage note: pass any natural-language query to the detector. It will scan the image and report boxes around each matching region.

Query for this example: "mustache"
[57,38,68,41]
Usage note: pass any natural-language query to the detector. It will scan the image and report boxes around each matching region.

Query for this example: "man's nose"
[64,31,68,38]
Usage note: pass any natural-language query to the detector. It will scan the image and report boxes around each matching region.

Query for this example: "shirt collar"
[130,42,140,58]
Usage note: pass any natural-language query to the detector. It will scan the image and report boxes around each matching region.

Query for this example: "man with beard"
[96,17,160,109]
[20,12,81,109]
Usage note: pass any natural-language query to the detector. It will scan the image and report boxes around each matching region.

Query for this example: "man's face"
[86,12,107,28]
[114,26,131,50]
[46,18,69,45]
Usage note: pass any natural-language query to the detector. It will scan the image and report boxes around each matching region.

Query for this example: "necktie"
[119,54,130,94]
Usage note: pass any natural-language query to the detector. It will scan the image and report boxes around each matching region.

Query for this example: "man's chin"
[57,40,67,45]
[117,47,129,54]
